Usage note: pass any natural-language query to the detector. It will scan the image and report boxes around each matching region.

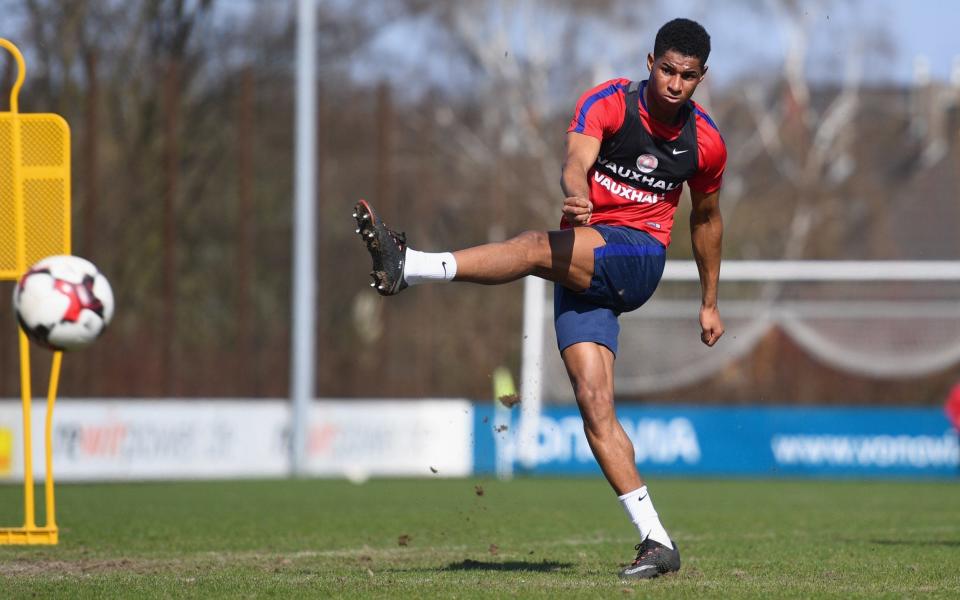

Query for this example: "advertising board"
[473,405,960,478]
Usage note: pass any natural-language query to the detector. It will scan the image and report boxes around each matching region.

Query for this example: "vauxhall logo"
[593,171,663,204]
[596,157,681,191]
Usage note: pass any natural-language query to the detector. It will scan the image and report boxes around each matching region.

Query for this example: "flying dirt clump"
[498,394,521,408]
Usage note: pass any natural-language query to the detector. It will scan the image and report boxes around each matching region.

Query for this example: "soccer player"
[354,18,725,580]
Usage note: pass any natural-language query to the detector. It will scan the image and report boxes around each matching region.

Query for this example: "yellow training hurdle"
[0,38,72,545]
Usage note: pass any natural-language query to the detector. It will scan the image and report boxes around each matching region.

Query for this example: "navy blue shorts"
[554,225,666,355]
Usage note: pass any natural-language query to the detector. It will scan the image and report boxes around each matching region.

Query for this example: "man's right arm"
[560,132,601,226]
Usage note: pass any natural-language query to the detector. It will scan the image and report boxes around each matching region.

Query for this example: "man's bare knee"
[509,230,551,269]
[574,381,616,438]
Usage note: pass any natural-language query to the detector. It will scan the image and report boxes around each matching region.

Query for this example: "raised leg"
[561,341,643,495]
[452,227,605,291]
[355,199,605,294]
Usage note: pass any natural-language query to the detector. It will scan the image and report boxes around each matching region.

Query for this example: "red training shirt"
[566,77,727,246]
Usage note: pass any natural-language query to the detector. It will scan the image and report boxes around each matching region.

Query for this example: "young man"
[354,18,725,580]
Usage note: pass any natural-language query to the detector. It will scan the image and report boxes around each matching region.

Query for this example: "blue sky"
[199,0,960,89]
[697,0,960,86]
[352,0,960,93]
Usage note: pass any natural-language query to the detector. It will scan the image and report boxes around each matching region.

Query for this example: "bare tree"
[379,1,655,229]
[733,0,863,262]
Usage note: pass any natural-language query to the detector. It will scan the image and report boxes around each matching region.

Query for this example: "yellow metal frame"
[0,38,71,546]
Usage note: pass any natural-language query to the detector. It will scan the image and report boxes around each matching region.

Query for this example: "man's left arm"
[689,188,724,347]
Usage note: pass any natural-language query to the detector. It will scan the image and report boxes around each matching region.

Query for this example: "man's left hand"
[699,305,724,347]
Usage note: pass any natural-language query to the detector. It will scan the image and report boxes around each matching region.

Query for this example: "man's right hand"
[562,196,593,226]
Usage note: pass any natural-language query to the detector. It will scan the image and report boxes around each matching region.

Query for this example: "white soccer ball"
[13,255,115,351]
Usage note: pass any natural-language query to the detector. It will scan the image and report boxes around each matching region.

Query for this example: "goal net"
[535,261,960,403]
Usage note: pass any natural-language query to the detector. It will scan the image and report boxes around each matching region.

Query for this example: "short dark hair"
[654,18,711,66]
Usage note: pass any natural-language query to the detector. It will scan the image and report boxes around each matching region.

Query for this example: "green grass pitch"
[1,478,959,598]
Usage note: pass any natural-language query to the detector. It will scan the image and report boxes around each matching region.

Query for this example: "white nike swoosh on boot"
[624,565,657,574]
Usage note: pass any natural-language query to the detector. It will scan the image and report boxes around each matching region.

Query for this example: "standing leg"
[561,341,641,494]
[561,339,680,579]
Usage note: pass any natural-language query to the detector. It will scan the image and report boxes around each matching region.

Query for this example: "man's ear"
[646,53,655,72]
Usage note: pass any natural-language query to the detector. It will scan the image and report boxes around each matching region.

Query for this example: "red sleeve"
[688,107,727,194]
[566,78,629,141]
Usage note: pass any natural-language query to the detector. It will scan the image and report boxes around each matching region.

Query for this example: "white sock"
[618,485,673,549]
[403,249,457,285]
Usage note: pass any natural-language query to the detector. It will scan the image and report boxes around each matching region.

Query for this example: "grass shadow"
[444,559,573,572]
[871,539,960,547]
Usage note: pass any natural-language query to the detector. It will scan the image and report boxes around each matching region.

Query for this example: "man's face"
[646,50,706,109]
